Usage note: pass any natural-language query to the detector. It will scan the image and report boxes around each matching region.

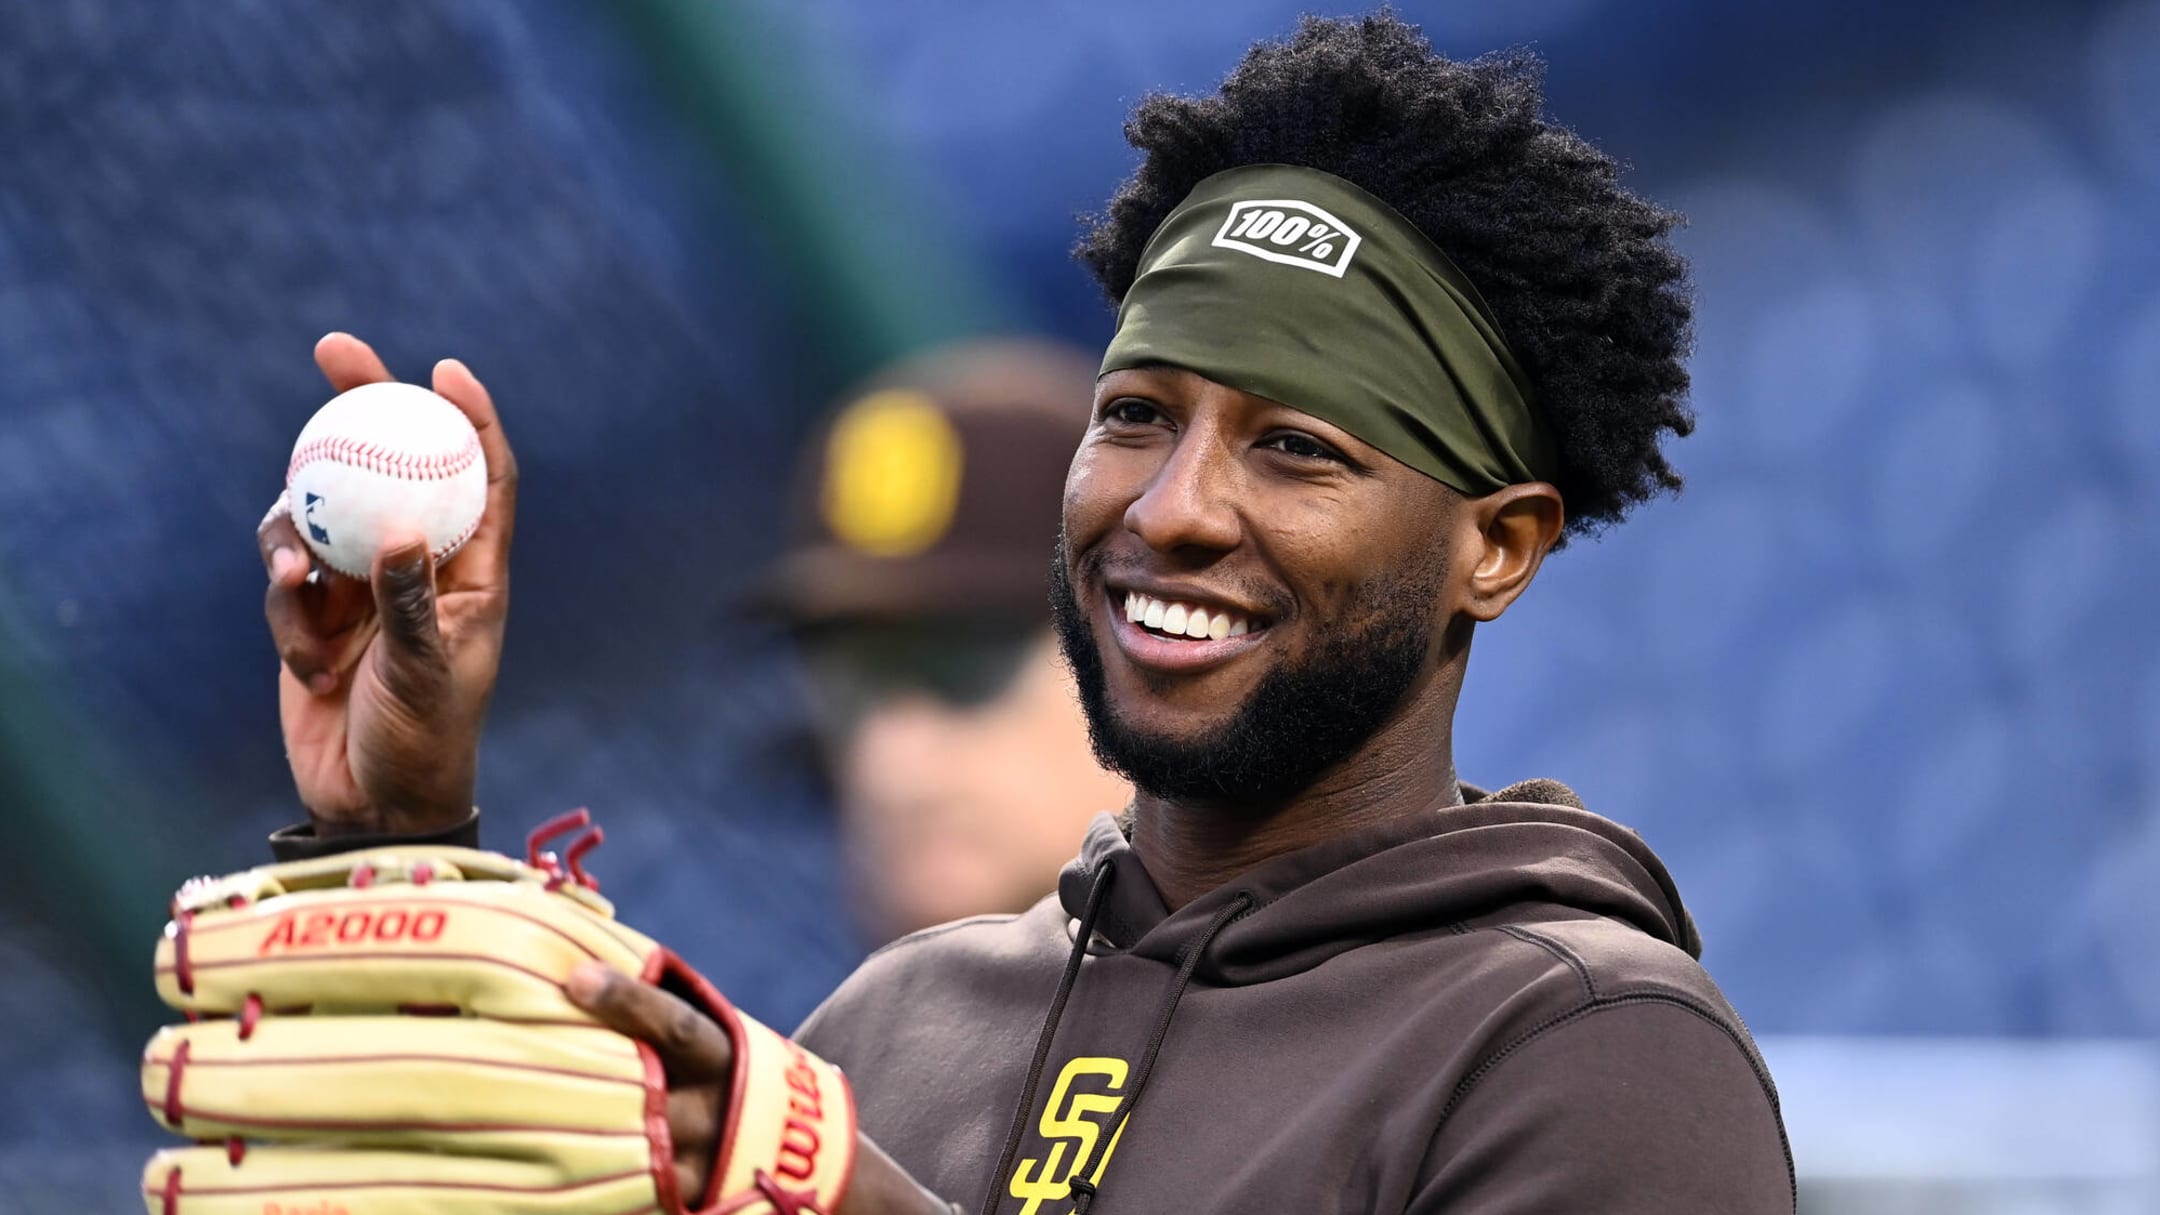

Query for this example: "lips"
[1104,587,1268,674]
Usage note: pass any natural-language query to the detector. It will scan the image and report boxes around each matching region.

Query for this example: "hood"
[1056,778,1700,987]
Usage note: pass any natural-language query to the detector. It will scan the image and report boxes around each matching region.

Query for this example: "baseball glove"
[140,811,855,1215]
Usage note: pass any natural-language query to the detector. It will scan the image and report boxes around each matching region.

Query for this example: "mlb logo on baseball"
[1211,199,1362,276]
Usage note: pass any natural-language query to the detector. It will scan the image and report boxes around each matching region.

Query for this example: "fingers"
[314,332,394,394]
[261,495,373,693]
[670,1086,723,1207]
[565,964,734,1084]
[669,1084,721,1193]
[257,494,311,588]
[430,357,517,593]
[567,964,727,1204]
[668,1086,720,1148]
[369,536,450,712]
[275,337,508,705]
[266,581,371,695]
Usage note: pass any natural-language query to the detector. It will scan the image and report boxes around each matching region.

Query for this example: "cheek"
[1061,439,1139,545]
[1264,489,1446,616]
[1254,494,1367,606]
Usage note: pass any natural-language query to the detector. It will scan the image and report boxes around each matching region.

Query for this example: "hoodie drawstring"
[978,862,1253,1215]
[978,861,1118,1215]
[1066,891,1250,1215]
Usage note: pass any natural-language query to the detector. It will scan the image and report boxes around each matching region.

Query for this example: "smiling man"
[796,16,1794,1213]
[226,13,1790,1215]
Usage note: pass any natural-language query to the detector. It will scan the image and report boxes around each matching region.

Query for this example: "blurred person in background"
[764,339,1130,944]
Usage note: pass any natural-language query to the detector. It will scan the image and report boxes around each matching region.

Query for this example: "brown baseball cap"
[762,337,1096,626]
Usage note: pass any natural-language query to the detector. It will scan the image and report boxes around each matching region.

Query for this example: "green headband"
[1099,164,1556,495]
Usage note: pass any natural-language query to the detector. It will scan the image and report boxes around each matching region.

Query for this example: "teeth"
[1119,592,1258,642]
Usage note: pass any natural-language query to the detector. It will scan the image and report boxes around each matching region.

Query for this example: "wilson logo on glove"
[779,1046,832,1181]
[256,906,448,953]
[141,809,857,1215]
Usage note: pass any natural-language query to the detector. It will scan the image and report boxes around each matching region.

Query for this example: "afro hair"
[1077,13,1694,540]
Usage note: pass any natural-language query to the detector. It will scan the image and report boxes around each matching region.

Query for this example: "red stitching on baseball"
[287,429,482,485]
[435,505,484,561]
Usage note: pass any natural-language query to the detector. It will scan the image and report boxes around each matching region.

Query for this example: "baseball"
[285,381,488,580]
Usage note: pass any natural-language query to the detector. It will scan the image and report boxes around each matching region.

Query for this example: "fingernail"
[381,541,427,584]
[565,963,609,1002]
[271,548,303,582]
[308,672,337,696]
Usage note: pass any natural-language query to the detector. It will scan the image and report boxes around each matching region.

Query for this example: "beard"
[1049,536,1443,807]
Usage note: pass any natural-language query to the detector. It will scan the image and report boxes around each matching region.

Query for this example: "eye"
[1262,431,1345,463]
[1100,397,1165,427]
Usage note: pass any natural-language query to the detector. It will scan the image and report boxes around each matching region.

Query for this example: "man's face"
[1053,366,1468,805]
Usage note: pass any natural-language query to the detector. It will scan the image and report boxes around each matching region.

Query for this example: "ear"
[1462,483,1565,623]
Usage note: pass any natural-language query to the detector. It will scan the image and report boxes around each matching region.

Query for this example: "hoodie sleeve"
[1410,998,1794,1214]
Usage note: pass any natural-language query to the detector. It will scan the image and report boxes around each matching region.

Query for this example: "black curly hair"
[1077,12,1694,539]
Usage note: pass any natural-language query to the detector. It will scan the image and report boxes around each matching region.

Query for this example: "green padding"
[0,586,172,1030]
[612,0,1012,390]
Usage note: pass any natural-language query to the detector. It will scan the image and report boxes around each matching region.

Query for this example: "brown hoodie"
[797,780,1795,1213]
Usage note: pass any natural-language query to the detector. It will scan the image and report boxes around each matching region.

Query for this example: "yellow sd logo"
[820,389,964,558]
[1007,1057,1130,1215]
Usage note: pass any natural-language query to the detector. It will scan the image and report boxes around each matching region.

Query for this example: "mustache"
[1066,538,1296,622]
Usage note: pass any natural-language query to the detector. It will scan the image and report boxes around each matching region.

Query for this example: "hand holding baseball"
[257,333,518,837]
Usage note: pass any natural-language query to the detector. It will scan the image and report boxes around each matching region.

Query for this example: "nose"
[1122,423,1242,555]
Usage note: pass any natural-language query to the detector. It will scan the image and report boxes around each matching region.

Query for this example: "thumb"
[371,538,449,706]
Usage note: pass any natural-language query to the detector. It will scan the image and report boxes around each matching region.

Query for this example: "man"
[249,14,1791,1213]
[769,338,1130,943]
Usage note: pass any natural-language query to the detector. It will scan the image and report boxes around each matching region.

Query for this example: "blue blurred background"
[2,1,2156,1210]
